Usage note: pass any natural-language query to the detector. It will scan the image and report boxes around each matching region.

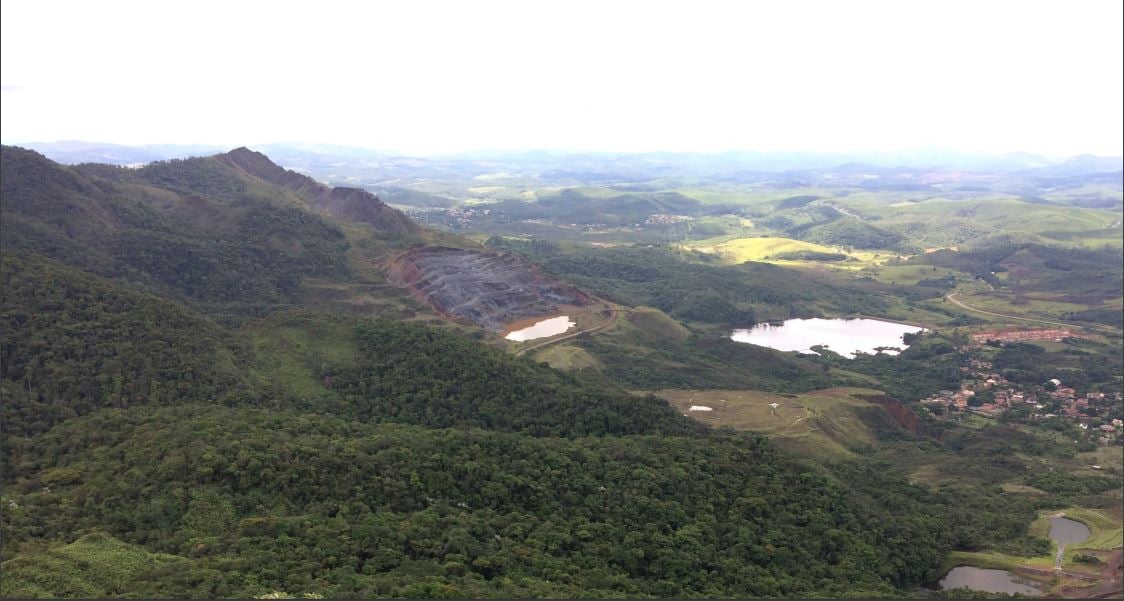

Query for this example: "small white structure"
[688,405,713,412]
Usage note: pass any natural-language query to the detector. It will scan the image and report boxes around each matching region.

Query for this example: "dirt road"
[513,305,621,357]
[1053,549,1124,599]
[945,293,1120,334]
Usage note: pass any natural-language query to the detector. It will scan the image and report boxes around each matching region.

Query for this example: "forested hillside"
[0,252,253,437]
[2,147,1107,599]
[1,146,362,322]
[913,243,1123,304]
[0,246,954,598]
[3,406,948,599]
[485,238,919,326]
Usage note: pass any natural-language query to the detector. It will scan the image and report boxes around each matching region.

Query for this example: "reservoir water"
[504,315,575,342]
[937,517,1089,595]
[938,566,1042,596]
[730,318,924,359]
[1049,516,1090,546]
[1049,515,1090,569]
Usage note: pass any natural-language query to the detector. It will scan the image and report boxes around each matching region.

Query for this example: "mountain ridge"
[218,146,419,236]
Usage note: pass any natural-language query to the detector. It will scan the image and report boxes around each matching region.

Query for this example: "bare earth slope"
[387,246,591,331]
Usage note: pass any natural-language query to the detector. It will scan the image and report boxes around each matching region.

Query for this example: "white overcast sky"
[2,0,1121,156]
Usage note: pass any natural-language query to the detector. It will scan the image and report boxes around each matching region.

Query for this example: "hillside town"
[918,341,1124,446]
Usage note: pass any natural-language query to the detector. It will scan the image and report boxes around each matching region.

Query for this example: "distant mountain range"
[17,140,1122,176]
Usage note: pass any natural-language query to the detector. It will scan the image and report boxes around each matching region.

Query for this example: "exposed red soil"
[858,394,944,439]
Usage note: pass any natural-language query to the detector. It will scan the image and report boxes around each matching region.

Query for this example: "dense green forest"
[0,248,1098,598]
[3,147,1119,599]
[0,252,696,440]
[0,252,954,597]
[254,312,701,437]
[573,329,843,392]
[3,406,947,599]
[0,252,254,437]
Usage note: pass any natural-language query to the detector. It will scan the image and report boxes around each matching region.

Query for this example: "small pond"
[1049,516,1090,546]
[938,566,1042,596]
[504,315,575,342]
[730,317,924,359]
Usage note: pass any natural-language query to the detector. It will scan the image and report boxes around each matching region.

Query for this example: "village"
[918,328,1124,447]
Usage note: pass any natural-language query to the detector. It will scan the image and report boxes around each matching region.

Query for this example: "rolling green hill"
[3,147,1119,599]
[486,237,938,326]
[1,146,422,324]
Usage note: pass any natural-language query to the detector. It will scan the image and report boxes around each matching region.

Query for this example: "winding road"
[945,293,1121,335]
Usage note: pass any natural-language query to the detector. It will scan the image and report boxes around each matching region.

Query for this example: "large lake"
[505,315,575,342]
[730,318,924,359]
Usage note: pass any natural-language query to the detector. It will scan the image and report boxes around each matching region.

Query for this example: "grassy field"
[1076,446,1124,477]
[689,236,887,267]
[623,306,692,343]
[958,291,1097,316]
[863,264,961,286]
[531,344,602,370]
[942,550,1055,573]
[1061,507,1124,556]
[243,313,361,400]
[651,387,888,459]
[943,287,1124,336]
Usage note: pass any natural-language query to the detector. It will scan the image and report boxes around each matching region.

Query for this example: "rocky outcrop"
[219,147,418,237]
[388,246,591,331]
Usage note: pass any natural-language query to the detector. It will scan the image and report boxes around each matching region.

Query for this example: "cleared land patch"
[387,246,592,331]
[652,387,892,459]
[530,344,603,371]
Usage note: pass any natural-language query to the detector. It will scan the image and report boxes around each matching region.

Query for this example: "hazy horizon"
[9,139,1123,164]
[3,0,1122,156]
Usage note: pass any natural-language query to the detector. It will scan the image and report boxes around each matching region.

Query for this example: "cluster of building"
[441,206,491,227]
[643,213,694,225]
[919,358,1123,445]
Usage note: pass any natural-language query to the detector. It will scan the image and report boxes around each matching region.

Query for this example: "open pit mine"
[387,246,591,331]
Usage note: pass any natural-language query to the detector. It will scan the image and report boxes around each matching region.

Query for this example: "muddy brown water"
[938,566,1043,595]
